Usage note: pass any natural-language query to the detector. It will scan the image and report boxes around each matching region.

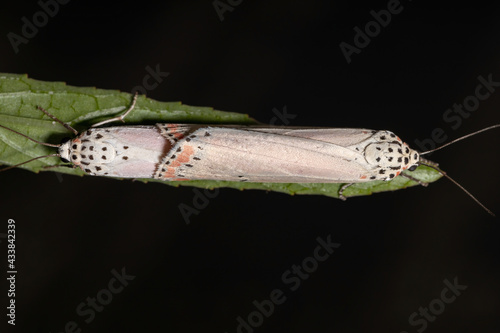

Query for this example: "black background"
[1,1,500,332]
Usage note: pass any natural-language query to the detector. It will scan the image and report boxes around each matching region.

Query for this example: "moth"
[0,94,497,215]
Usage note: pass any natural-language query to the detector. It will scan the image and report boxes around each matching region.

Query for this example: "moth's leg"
[339,183,354,201]
[400,173,429,187]
[91,92,139,128]
[41,163,76,171]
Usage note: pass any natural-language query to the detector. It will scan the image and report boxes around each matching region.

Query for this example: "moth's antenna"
[0,106,79,171]
[37,106,78,135]
[421,124,500,155]
[0,154,60,172]
[420,162,495,217]
[0,124,61,148]
[418,124,499,215]
[0,123,63,172]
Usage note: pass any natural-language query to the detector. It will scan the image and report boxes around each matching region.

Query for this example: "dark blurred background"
[1,1,500,332]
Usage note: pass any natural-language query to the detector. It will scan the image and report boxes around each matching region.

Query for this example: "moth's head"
[58,140,71,163]
[403,144,420,171]
[58,138,80,165]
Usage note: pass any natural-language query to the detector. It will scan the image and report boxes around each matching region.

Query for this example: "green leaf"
[0,73,442,198]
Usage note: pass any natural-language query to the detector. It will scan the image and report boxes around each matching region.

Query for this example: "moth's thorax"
[70,138,116,165]
[62,129,119,175]
[362,130,420,181]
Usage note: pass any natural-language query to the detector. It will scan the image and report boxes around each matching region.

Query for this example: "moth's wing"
[154,126,377,183]
[156,124,202,144]
[102,126,167,151]
[245,127,378,147]
[84,126,169,178]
